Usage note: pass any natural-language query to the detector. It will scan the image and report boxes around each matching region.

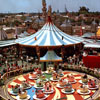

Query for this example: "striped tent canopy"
[16,17,82,47]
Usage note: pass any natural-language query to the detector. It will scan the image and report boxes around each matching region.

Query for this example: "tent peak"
[47,16,52,24]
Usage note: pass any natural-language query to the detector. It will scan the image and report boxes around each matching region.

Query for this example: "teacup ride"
[9,85,21,96]
[77,85,91,95]
[50,72,59,82]
[67,74,76,84]
[29,72,38,80]
[45,67,54,74]
[79,74,88,84]
[87,79,99,90]
[61,83,75,94]
[34,79,44,89]
[40,75,48,82]
[58,69,64,77]
[16,90,30,100]
[33,90,48,100]
[21,81,32,90]
[43,81,54,94]
[56,79,67,88]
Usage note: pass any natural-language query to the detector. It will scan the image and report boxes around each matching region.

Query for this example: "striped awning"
[16,18,82,47]
[0,40,16,47]
[84,43,100,48]
[40,50,62,62]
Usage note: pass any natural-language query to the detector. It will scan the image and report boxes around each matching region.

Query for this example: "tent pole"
[43,62,46,71]
[61,45,65,62]
[36,46,40,63]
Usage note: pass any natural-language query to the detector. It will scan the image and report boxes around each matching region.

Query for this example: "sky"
[0,0,100,13]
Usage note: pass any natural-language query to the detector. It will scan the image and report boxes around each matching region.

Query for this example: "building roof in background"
[16,17,82,47]
[0,28,8,40]
[81,32,95,38]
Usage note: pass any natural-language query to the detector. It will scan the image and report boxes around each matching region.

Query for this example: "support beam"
[36,46,40,63]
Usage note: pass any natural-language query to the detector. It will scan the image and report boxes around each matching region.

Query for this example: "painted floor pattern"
[7,71,97,100]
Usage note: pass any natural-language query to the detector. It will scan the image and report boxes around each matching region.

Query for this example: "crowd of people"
[67,54,83,65]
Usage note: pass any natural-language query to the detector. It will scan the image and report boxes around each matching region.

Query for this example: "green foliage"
[71,12,79,16]
[21,16,26,21]
[70,18,75,23]
[79,6,89,14]
[95,19,100,24]
[12,20,21,26]
[0,14,5,17]
[3,22,11,27]
[84,19,92,25]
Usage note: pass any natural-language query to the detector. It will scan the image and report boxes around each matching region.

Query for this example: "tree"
[21,16,26,21]
[12,20,21,26]
[79,6,89,14]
